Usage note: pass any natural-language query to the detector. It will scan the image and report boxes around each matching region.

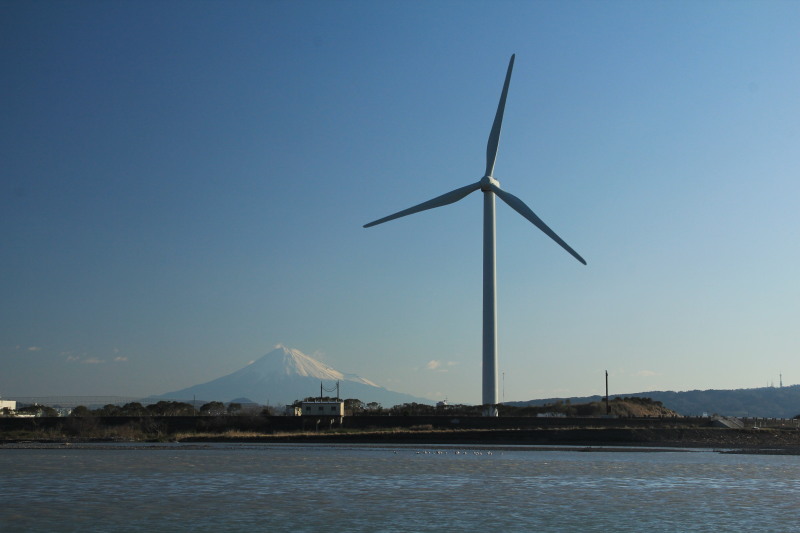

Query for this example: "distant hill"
[507,385,800,418]
[154,345,432,408]
[502,396,679,418]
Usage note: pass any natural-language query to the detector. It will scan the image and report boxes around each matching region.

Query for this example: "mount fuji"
[156,345,432,407]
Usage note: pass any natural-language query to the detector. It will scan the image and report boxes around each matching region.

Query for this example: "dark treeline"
[10,395,781,419]
[296,396,680,418]
[3,401,266,418]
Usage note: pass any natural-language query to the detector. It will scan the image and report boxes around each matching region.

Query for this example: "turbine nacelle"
[480,176,500,191]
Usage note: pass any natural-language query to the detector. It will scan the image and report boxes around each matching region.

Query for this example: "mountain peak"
[240,345,376,386]
[155,345,424,406]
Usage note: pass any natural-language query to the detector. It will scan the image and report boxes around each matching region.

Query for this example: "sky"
[2,1,799,405]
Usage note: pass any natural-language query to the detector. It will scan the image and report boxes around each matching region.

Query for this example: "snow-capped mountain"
[156,345,431,407]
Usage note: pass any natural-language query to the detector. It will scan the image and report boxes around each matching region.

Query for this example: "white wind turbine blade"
[364,181,482,228]
[485,54,515,178]
[491,184,587,265]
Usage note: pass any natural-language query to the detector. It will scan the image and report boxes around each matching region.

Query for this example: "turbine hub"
[480,176,500,191]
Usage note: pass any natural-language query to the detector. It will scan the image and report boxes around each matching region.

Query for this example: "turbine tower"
[364,55,586,416]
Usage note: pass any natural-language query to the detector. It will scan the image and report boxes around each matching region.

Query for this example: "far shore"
[180,427,800,454]
[3,424,800,454]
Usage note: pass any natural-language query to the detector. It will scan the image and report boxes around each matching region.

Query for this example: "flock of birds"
[400,450,495,456]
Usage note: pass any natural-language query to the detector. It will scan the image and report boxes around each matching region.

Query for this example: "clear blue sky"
[2,1,798,404]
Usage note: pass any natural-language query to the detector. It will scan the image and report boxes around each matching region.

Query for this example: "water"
[1,444,798,532]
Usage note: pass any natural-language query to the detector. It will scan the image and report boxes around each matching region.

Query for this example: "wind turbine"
[364,54,586,416]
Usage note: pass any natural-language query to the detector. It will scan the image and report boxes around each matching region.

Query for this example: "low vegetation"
[498,396,679,418]
[0,397,685,444]
[2,396,677,421]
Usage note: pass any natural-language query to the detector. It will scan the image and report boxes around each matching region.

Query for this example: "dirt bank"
[178,427,800,452]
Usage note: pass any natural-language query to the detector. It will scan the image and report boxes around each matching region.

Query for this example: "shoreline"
[3,426,800,454]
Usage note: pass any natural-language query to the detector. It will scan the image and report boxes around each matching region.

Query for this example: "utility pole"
[605,370,610,415]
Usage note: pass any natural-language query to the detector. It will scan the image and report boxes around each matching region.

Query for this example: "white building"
[300,400,345,428]
[301,400,344,417]
[284,405,302,416]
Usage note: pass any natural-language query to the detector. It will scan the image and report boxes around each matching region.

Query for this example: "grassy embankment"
[2,399,799,451]
[4,421,800,452]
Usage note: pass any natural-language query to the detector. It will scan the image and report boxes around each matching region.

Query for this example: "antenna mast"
[320,380,341,400]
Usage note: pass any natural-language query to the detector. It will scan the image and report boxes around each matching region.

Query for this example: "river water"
[1,444,798,532]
